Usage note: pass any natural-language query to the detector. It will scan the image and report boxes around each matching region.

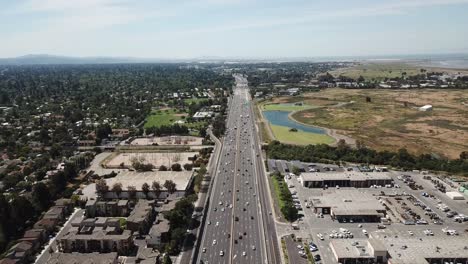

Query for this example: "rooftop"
[330,239,378,259]
[372,232,468,264]
[301,171,392,182]
[46,252,118,264]
[310,189,385,216]
[127,200,153,223]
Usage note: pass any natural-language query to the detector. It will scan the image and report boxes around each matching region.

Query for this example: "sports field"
[144,109,186,128]
[270,125,335,145]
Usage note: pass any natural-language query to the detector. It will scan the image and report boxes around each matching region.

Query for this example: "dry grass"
[289,88,468,159]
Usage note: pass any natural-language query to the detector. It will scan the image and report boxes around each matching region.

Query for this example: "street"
[197,74,280,264]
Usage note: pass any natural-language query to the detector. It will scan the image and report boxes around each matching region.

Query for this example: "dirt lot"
[130,136,203,146]
[105,152,198,168]
[285,88,468,159]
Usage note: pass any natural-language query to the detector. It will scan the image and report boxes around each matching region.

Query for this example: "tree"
[95,179,109,196]
[112,182,123,198]
[152,181,162,199]
[159,165,168,171]
[291,166,301,176]
[162,254,172,264]
[142,182,150,198]
[31,182,51,212]
[460,151,468,160]
[171,163,182,171]
[365,96,371,103]
[183,163,193,171]
[164,180,177,194]
[127,185,137,199]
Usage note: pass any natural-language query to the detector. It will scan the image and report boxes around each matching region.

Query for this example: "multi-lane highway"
[197,74,280,264]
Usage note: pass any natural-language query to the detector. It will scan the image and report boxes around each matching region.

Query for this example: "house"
[5,241,33,263]
[33,218,59,234]
[43,206,67,223]
[78,140,95,147]
[18,229,47,251]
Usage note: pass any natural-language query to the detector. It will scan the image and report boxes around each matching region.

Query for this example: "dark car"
[314,255,321,261]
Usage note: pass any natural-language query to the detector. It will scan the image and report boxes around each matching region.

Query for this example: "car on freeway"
[220,250,224,256]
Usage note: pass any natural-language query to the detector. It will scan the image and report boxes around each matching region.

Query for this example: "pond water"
[263,110,326,134]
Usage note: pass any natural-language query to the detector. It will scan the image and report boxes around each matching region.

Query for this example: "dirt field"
[130,136,203,146]
[329,62,468,81]
[106,152,198,168]
[282,88,468,159]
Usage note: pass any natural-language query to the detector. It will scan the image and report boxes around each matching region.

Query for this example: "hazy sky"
[1,0,468,58]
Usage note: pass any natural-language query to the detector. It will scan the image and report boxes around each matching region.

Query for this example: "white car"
[317,233,324,240]
[242,251,246,256]
[220,250,224,256]
[213,240,217,245]
[202,248,207,253]
[216,222,219,226]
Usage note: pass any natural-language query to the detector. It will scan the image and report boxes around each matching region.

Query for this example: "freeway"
[197,74,280,264]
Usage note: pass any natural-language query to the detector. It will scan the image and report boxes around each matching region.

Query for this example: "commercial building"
[310,190,386,222]
[330,238,389,264]
[299,172,393,188]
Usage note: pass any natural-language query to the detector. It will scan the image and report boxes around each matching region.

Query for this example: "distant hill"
[0,54,174,65]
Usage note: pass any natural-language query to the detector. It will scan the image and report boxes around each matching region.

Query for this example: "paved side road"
[35,209,85,264]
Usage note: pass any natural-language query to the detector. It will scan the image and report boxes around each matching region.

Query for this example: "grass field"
[270,125,335,145]
[144,109,185,128]
[329,62,423,81]
[289,88,468,159]
[184,98,209,104]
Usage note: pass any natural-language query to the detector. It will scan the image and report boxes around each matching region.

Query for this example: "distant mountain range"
[0,54,178,65]
[1,53,468,66]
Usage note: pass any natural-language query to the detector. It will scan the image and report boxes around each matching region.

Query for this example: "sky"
[1,0,468,58]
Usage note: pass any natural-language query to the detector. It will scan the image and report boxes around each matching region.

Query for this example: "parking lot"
[278,166,468,264]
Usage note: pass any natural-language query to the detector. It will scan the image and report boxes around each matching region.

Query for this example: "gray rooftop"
[301,171,391,182]
[127,200,153,223]
[46,252,118,264]
[310,189,385,216]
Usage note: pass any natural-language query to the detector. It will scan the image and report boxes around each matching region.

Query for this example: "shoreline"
[286,110,356,147]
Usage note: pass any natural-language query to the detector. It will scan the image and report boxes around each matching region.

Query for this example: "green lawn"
[144,109,185,128]
[270,125,335,145]
[262,103,315,112]
[184,98,209,104]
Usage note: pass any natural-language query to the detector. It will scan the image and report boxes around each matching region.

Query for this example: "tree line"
[267,140,468,175]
